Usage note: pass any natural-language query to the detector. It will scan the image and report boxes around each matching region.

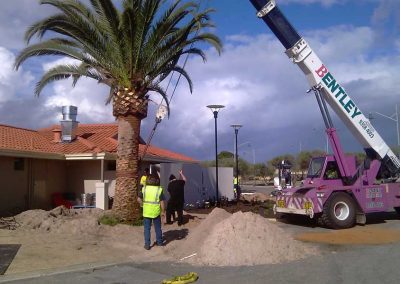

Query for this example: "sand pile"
[169,208,231,259]
[180,209,319,266]
[14,206,104,234]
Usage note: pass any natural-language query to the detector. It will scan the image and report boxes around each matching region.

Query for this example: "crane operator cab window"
[307,157,325,178]
[323,161,341,180]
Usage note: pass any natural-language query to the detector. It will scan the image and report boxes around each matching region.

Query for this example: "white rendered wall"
[160,163,234,207]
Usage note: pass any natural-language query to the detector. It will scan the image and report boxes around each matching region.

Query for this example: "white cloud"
[0,1,57,50]
[0,46,34,103]
[148,25,400,160]
[41,57,114,124]
[371,0,400,48]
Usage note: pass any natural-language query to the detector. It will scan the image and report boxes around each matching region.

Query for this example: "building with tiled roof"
[0,123,194,163]
[0,107,196,215]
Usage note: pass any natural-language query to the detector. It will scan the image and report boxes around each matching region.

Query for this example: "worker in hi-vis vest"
[233,176,239,200]
[138,173,165,250]
[140,168,150,190]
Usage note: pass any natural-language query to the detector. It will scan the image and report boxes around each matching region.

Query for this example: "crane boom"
[249,0,400,173]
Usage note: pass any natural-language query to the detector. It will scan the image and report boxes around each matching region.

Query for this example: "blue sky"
[0,0,399,163]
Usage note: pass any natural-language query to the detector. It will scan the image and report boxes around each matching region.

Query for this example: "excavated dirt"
[180,209,319,266]
[0,205,320,274]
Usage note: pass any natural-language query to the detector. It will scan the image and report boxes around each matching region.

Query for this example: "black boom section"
[249,0,301,50]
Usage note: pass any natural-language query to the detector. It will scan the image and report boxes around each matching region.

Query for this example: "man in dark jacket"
[166,169,186,226]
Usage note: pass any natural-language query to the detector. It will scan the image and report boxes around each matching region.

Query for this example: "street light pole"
[373,104,400,147]
[207,105,225,206]
[231,124,242,200]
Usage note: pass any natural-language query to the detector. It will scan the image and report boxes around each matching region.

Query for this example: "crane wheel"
[321,192,356,229]
[394,207,400,215]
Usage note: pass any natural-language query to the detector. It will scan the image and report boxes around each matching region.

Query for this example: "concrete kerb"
[0,259,131,283]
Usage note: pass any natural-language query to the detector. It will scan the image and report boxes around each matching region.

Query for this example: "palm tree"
[15,0,222,221]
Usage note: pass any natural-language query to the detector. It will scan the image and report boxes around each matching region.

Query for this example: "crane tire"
[394,207,400,215]
[321,192,356,229]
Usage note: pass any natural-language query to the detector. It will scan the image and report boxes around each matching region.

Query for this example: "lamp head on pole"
[230,124,243,134]
[207,104,225,118]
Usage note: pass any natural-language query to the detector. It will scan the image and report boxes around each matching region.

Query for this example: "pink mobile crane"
[249,0,400,229]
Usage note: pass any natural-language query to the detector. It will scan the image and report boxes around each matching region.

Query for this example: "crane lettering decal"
[315,65,362,120]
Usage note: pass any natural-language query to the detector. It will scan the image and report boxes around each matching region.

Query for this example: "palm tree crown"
[15,0,222,111]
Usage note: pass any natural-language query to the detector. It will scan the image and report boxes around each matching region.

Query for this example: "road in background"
[241,184,275,196]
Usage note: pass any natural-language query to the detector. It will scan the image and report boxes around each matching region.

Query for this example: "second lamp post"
[207,104,225,206]
[231,124,242,200]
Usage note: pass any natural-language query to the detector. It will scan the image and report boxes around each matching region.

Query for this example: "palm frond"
[16,0,223,116]
[147,83,170,117]
[15,40,83,70]
[35,63,104,96]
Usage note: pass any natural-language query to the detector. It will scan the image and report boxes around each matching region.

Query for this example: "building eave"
[0,149,64,160]
[0,149,197,164]
[65,153,111,160]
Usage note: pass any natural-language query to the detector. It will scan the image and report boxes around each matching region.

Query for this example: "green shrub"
[98,214,120,226]
[99,213,144,227]
[131,216,144,226]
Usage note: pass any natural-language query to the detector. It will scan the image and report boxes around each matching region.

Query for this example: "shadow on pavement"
[366,211,399,225]
[163,229,189,245]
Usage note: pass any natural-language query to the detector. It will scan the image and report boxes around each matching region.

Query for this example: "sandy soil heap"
[180,209,319,266]
[15,206,104,234]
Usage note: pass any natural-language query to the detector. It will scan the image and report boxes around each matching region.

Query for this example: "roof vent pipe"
[52,128,61,143]
[60,105,79,142]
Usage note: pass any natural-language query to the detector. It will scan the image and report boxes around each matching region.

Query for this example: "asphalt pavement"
[2,241,400,284]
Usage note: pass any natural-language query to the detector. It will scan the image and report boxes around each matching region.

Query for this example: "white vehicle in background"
[273,160,293,192]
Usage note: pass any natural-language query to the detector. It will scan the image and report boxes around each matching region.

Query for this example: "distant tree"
[238,158,250,176]
[296,151,312,173]
[218,151,234,160]
[254,163,274,184]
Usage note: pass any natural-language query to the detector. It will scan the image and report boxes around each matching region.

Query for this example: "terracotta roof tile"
[0,124,58,153]
[1,123,194,162]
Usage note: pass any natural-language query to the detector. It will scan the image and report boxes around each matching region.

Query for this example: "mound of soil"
[175,209,319,266]
[186,200,276,218]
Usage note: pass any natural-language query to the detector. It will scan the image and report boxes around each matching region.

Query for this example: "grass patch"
[98,213,144,227]
[262,200,276,209]
[98,214,120,226]
[131,216,144,226]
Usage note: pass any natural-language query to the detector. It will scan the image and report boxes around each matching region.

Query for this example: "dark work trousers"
[166,200,184,225]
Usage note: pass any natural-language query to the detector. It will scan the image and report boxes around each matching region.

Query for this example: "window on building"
[107,161,116,171]
[14,158,25,171]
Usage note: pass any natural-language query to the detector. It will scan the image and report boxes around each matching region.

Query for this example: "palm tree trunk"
[112,115,142,221]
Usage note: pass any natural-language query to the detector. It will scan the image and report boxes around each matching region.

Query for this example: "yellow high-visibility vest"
[142,185,162,218]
